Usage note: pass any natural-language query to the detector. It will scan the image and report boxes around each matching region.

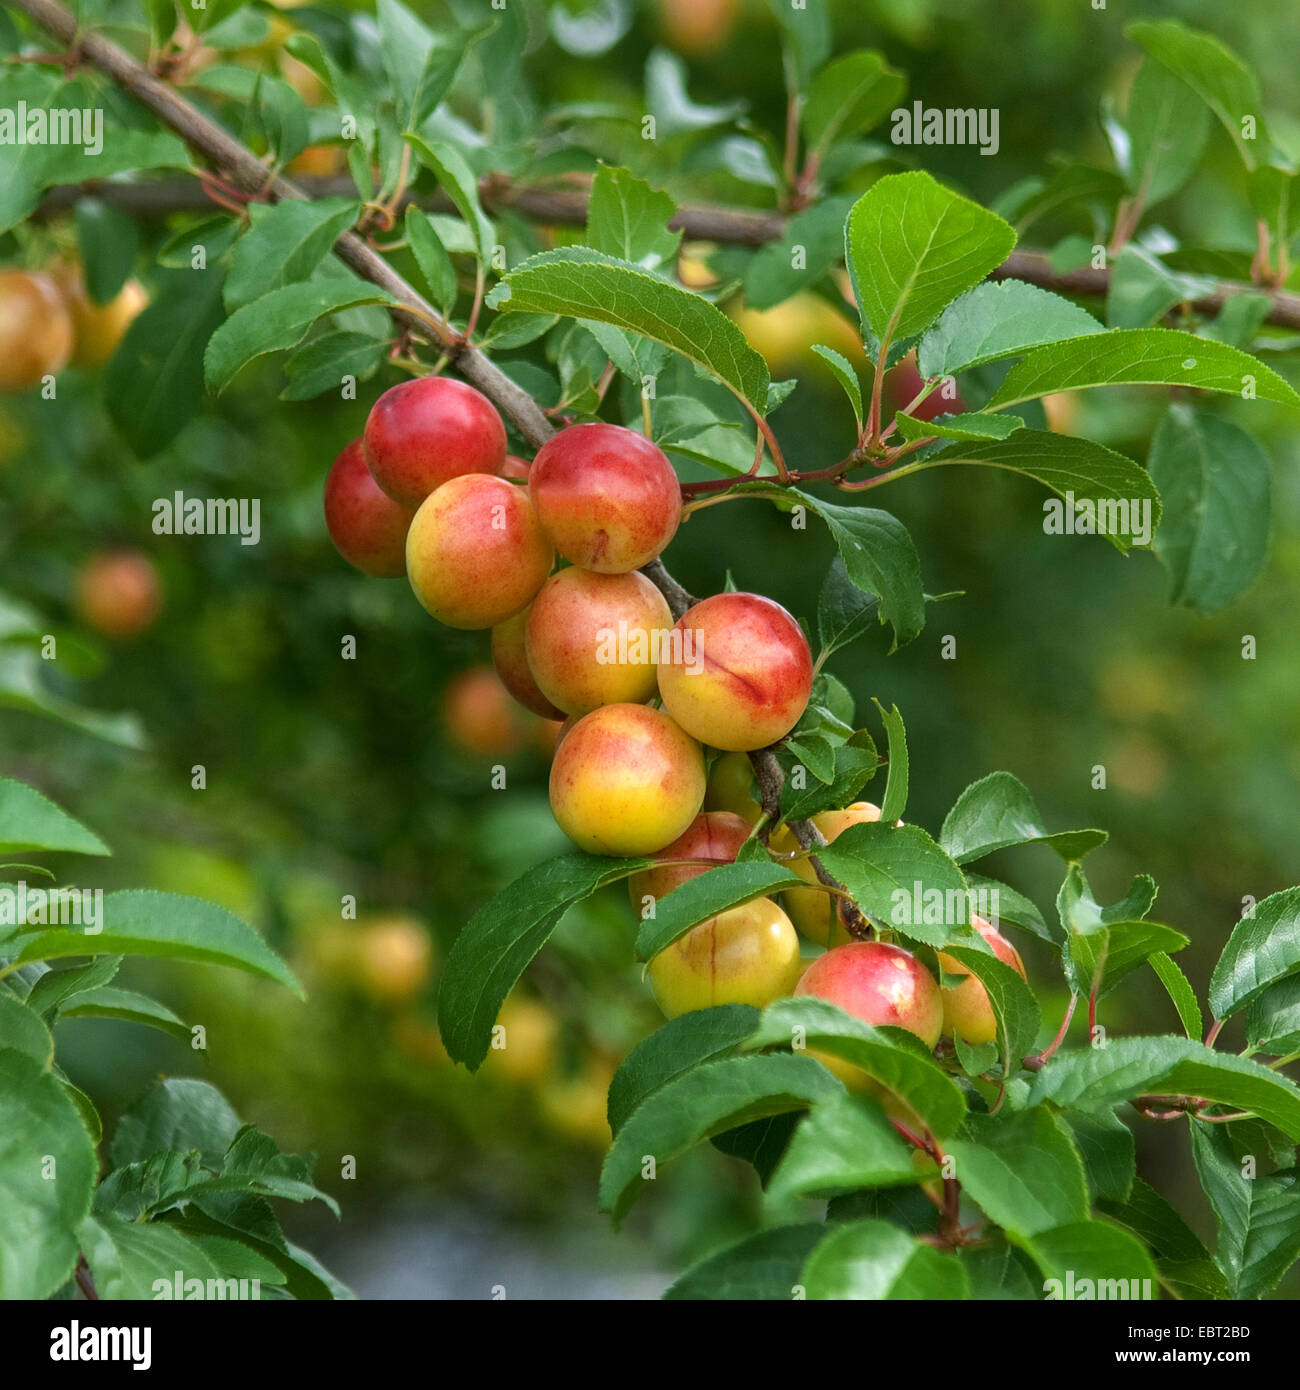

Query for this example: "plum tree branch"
[16,0,864,936]
[34,170,1300,332]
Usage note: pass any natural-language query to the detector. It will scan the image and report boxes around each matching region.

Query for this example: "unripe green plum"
[490,606,565,719]
[658,592,813,751]
[363,375,507,508]
[549,703,705,855]
[704,751,763,825]
[529,422,681,573]
[525,567,672,715]
[795,941,942,1092]
[628,809,752,909]
[323,437,415,577]
[648,896,801,1018]
[936,916,1026,1046]
[406,474,553,629]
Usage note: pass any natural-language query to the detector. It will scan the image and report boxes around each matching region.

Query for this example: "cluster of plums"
[324,374,1025,1052]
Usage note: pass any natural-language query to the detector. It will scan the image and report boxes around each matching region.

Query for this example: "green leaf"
[1029,1219,1158,1295]
[664,1224,824,1300]
[0,778,109,856]
[767,1091,923,1201]
[1106,246,1217,330]
[80,1213,226,1299]
[958,1242,1041,1300]
[438,852,646,1069]
[744,198,855,311]
[1149,951,1204,1041]
[1191,1122,1300,1299]
[1209,887,1300,1022]
[988,328,1300,411]
[1148,404,1270,613]
[947,1109,1090,1237]
[1062,1108,1136,1203]
[586,165,681,269]
[1058,865,1188,998]
[404,135,494,261]
[802,49,905,152]
[405,204,459,316]
[1029,1037,1300,1141]
[598,1052,840,1222]
[817,822,970,948]
[747,997,967,1137]
[941,771,1107,864]
[634,861,806,960]
[224,199,360,312]
[112,1078,242,1169]
[792,493,925,648]
[1101,1176,1228,1299]
[1203,291,1273,348]
[942,944,1041,1078]
[917,280,1103,378]
[918,431,1161,555]
[0,990,55,1066]
[24,955,122,1017]
[803,1220,971,1299]
[814,556,880,660]
[894,410,1025,444]
[205,280,400,393]
[280,331,388,402]
[1124,59,1213,204]
[490,248,770,409]
[964,874,1054,942]
[782,746,878,822]
[809,346,863,427]
[845,171,1017,347]
[61,986,190,1043]
[0,1050,97,1298]
[75,198,139,304]
[12,891,301,996]
[607,1005,760,1135]
[1246,975,1300,1056]
[1127,19,1265,170]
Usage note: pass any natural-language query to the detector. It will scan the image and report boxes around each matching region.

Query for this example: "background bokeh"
[1,0,1297,1296]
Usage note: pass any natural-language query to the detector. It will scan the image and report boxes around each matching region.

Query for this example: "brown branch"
[34,170,1300,331]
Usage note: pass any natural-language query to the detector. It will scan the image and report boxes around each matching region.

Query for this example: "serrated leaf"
[0,990,55,1066]
[224,198,360,311]
[405,204,458,315]
[205,280,397,393]
[743,198,855,311]
[607,1005,760,1135]
[1149,951,1204,1041]
[947,1109,1089,1238]
[0,778,108,856]
[1062,1108,1136,1203]
[803,1219,970,1299]
[845,171,1017,347]
[490,248,770,409]
[1125,59,1212,204]
[439,852,647,1068]
[817,822,969,947]
[767,1091,922,1201]
[1106,245,1217,329]
[12,891,301,996]
[782,746,878,822]
[814,555,879,660]
[404,135,494,260]
[810,345,863,427]
[918,280,1104,378]
[1246,974,1300,1056]
[281,331,387,402]
[24,955,122,1018]
[664,1224,824,1300]
[0,1051,97,1298]
[1209,887,1300,1022]
[917,431,1161,555]
[942,944,1041,1077]
[598,1052,840,1222]
[802,49,905,152]
[634,861,805,961]
[586,164,681,269]
[1148,404,1270,613]
[1029,1219,1158,1294]
[894,410,1025,443]
[941,771,1108,864]
[1100,1176,1228,1298]
[964,873,1055,942]
[80,1213,226,1299]
[61,986,190,1043]
[1029,1037,1300,1141]
[747,997,967,1137]
[112,1078,242,1169]
[987,328,1300,411]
